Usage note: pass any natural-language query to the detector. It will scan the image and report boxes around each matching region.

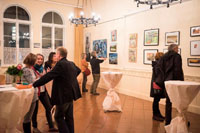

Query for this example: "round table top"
[101,71,122,75]
[165,81,200,86]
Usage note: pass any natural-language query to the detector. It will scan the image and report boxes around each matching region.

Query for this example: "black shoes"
[93,92,100,95]
[82,89,88,92]
[153,114,165,122]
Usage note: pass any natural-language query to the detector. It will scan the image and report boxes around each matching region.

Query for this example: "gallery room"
[0,0,200,133]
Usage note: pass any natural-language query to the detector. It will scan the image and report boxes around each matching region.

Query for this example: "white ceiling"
[40,0,83,7]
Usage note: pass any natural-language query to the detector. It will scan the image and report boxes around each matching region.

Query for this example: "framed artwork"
[190,25,200,37]
[85,33,91,54]
[129,33,137,49]
[143,49,158,65]
[110,43,117,52]
[190,40,200,56]
[129,49,137,63]
[163,48,181,55]
[165,31,180,46]
[187,58,200,67]
[34,43,40,48]
[144,29,159,46]
[111,30,117,42]
[93,39,107,58]
[109,53,118,64]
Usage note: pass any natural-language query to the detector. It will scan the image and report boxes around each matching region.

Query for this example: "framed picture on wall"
[144,29,159,46]
[190,25,200,37]
[163,48,181,54]
[143,49,158,65]
[111,30,117,42]
[165,31,180,46]
[109,53,118,64]
[110,43,117,52]
[190,40,200,56]
[93,39,107,58]
[187,58,200,67]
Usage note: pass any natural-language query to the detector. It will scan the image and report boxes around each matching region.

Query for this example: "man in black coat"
[33,47,81,133]
[161,44,184,125]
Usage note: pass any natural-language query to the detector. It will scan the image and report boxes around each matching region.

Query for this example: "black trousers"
[153,96,161,115]
[32,91,53,128]
[165,90,172,125]
[55,101,74,133]
[82,72,87,91]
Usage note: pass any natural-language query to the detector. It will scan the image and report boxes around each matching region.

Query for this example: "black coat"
[150,61,165,98]
[162,51,184,81]
[90,57,104,74]
[33,58,81,105]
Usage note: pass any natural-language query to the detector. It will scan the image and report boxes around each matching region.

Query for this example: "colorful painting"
[188,58,200,67]
[143,49,158,65]
[110,43,117,52]
[129,33,137,49]
[165,31,180,46]
[85,33,91,54]
[111,30,117,42]
[190,40,200,56]
[109,53,118,64]
[93,39,107,58]
[190,26,200,37]
[144,29,159,46]
[129,49,137,63]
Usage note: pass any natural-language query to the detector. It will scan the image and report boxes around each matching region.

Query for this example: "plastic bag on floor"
[165,116,188,133]
[103,89,122,112]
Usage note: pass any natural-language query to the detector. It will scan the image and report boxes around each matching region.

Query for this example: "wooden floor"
[37,86,200,133]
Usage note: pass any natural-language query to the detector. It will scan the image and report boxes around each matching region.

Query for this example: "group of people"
[150,44,184,126]
[21,47,82,133]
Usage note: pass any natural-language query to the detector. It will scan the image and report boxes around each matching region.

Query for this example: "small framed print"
[163,48,181,55]
[190,40,200,56]
[188,58,200,67]
[190,25,200,37]
[165,31,180,46]
[144,29,159,46]
[143,49,158,65]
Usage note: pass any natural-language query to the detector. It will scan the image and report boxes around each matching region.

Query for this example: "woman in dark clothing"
[32,54,58,132]
[44,52,57,71]
[150,52,165,121]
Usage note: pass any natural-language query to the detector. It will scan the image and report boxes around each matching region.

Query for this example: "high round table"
[0,85,34,133]
[164,81,200,133]
[101,72,123,112]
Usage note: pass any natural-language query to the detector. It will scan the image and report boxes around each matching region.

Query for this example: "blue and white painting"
[93,39,107,58]
[109,53,118,64]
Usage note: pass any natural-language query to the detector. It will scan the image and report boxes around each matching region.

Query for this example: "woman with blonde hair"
[150,52,165,121]
[81,53,89,92]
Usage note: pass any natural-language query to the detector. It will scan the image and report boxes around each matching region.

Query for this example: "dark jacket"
[90,57,104,74]
[150,61,165,98]
[162,51,184,81]
[33,58,81,105]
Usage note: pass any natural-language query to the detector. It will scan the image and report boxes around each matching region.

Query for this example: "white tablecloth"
[101,72,122,112]
[164,81,200,133]
[0,85,34,133]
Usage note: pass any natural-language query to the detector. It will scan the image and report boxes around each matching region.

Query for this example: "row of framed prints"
[143,49,200,67]
[144,25,200,46]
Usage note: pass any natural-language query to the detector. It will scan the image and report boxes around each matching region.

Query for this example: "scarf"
[34,64,43,73]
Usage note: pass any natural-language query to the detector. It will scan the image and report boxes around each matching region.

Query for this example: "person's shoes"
[48,128,59,132]
[158,114,165,119]
[153,115,164,122]
[82,89,88,92]
[33,128,41,133]
[93,92,100,95]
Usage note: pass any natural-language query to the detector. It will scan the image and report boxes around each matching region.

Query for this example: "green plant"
[6,64,23,77]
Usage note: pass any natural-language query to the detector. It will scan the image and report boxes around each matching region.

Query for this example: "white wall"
[84,0,200,114]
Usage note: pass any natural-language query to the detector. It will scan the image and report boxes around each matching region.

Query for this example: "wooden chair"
[0,74,6,85]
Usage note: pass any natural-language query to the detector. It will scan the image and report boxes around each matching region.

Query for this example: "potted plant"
[6,64,23,84]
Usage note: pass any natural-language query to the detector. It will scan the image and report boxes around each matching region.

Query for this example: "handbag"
[84,68,91,76]
[153,82,162,95]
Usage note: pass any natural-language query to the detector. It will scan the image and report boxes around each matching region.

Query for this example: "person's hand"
[46,67,51,73]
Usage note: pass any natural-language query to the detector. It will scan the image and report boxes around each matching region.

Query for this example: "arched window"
[3,6,31,65]
[42,11,64,60]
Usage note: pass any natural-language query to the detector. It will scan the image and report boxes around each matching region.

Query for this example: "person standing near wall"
[90,51,106,95]
[150,52,165,122]
[81,53,89,92]
[33,47,81,133]
[161,44,184,125]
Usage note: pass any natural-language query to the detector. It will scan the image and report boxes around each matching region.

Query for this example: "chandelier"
[134,0,182,9]
[69,0,101,27]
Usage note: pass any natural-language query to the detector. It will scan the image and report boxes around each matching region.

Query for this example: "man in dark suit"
[160,44,184,125]
[33,47,81,133]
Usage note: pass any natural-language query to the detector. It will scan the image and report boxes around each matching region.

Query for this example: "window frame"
[2,5,32,66]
